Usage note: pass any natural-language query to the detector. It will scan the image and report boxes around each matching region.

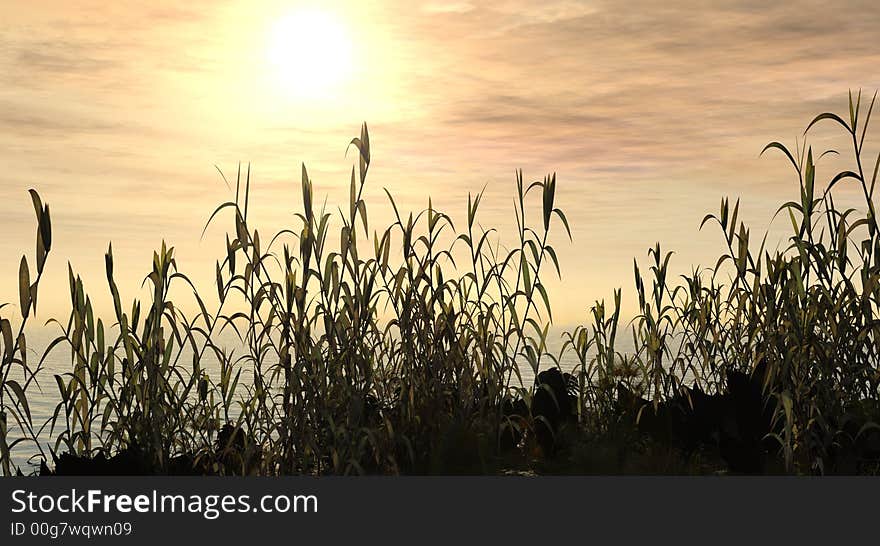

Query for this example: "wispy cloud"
[422,2,475,14]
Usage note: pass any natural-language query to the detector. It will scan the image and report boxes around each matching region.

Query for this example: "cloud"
[0,108,125,136]
[422,2,475,14]
[384,0,879,179]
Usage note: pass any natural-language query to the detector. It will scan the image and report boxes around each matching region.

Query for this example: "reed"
[1,94,878,475]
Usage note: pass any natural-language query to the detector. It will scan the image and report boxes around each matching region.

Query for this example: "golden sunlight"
[266,9,353,99]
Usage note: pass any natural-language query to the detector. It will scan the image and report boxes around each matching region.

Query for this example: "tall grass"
[585,90,880,474]
[0,191,52,475]
[1,94,879,475]
[2,123,570,475]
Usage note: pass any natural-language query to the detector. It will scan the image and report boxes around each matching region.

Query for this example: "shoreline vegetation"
[2,94,880,476]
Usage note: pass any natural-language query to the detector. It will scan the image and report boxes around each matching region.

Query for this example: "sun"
[266,9,353,99]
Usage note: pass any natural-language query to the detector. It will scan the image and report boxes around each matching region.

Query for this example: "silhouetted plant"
[2,93,879,476]
[0,191,52,475]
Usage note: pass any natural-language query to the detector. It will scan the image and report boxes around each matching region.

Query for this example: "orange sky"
[1,0,879,326]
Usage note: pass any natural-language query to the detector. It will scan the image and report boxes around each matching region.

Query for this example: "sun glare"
[266,9,353,99]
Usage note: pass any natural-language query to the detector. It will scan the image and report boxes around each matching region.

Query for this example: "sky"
[1,0,879,327]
